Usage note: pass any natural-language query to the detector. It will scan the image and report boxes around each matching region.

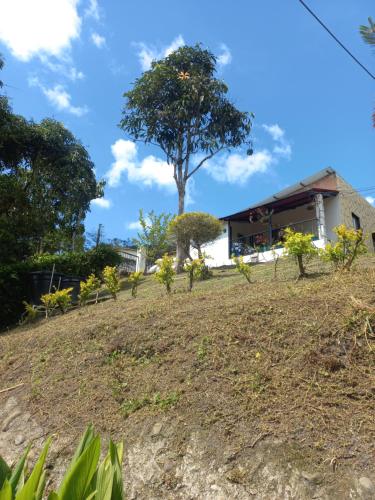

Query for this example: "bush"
[155,254,175,294]
[128,271,143,297]
[168,212,223,261]
[283,227,317,278]
[79,274,101,305]
[232,255,252,283]
[322,224,367,271]
[41,288,73,317]
[0,424,124,499]
[184,257,206,291]
[31,243,123,277]
[103,266,120,300]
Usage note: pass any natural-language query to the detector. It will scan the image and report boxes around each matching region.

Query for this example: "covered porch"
[222,188,338,259]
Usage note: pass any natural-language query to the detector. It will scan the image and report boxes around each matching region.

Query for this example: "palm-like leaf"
[360,17,375,46]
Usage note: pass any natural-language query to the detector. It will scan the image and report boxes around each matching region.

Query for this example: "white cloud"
[29,77,88,116]
[204,150,274,185]
[0,0,81,61]
[39,57,84,81]
[262,124,284,141]
[164,35,185,57]
[135,35,185,71]
[107,139,175,190]
[85,0,100,20]
[262,123,292,160]
[217,44,232,67]
[91,32,106,48]
[127,221,142,230]
[91,197,112,209]
[203,123,293,185]
[366,196,375,205]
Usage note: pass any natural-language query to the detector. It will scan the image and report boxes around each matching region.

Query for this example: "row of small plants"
[23,267,144,322]
[0,425,124,499]
[232,224,368,283]
[23,224,368,320]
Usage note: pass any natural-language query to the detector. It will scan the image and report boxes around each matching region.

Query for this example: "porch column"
[314,193,327,243]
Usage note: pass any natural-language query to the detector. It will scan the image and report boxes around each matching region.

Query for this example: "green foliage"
[169,212,223,258]
[321,224,367,271]
[0,105,102,261]
[232,255,252,283]
[184,257,206,291]
[31,244,123,277]
[154,254,175,294]
[283,227,317,277]
[0,425,124,499]
[79,274,101,305]
[22,301,39,324]
[360,17,375,46]
[121,392,180,418]
[128,271,143,297]
[40,288,73,317]
[120,43,253,264]
[197,336,211,361]
[0,245,122,329]
[103,266,120,300]
[133,209,175,265]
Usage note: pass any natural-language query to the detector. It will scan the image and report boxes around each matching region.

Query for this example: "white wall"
[324,195,340,242]
[191,221,230,267]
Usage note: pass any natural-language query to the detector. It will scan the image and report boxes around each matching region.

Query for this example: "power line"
[298,0,375,81]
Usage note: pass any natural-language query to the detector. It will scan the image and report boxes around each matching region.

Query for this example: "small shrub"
[322,224,367,271]
[283,227,317,278]
[232,255,252,283]
[21,301,39,324]
[79,273,101,305]
[184,257,206,291]
[0,424,124,499]
[197,336,211,361]
[40,287,73,317]
[103,266,120,300]
[128,271,143,297]
[155,254,175,294]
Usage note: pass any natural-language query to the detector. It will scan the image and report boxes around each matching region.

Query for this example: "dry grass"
[1,255,374,475]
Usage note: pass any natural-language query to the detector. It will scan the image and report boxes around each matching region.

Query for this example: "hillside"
[1,256,375,499]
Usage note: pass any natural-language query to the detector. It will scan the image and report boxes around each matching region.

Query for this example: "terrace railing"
[230,218,319,256]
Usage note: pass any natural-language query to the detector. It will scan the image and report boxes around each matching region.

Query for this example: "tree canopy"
[133,209,175,265]
[169,212,223,258]
[0,63,102,262]
[120,44,252,268]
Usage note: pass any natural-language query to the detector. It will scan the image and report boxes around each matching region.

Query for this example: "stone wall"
[336,175,375,252]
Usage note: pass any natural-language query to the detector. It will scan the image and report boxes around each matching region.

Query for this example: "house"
[117,247,146,273]
[201,167,375,268]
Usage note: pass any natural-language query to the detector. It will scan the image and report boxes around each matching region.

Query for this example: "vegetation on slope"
[0,256,374,490]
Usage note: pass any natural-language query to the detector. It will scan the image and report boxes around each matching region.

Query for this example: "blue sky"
[0,0,374,239]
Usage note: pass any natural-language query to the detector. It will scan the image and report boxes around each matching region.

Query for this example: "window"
[352,213,361,230]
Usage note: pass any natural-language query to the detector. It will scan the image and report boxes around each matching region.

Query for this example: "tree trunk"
[176,183,186,272]
[297,254,305,278]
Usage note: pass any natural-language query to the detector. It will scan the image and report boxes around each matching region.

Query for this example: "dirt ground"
[1,255,374,497]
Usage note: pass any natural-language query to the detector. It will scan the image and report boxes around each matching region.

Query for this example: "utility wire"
[298,0,375,81]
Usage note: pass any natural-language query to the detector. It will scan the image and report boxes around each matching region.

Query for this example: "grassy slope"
[1,255,374,479]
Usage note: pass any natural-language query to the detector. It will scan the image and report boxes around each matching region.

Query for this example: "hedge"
[0,244,123,330]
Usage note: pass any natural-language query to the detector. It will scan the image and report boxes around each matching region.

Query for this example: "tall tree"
[0,87,103,260]
[120,44,253,266]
